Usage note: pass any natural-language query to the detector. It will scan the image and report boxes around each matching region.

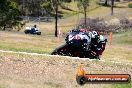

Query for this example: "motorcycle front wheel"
[24,30,29,34]
[51,44,71,56]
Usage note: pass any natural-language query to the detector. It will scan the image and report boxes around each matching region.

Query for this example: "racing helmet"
[34,25,37,28]
[91,31,98,38]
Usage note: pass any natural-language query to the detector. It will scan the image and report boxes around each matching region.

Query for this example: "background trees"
[0,0,21,31]
[77,0,89,27]
[1,0,129,32]
[41,1,53,16]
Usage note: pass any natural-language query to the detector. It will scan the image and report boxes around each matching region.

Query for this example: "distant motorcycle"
[51,30,107,59]
[24,27,41,35]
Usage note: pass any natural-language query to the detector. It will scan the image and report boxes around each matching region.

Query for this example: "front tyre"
[51,44,70,56]
[24,30,29,34]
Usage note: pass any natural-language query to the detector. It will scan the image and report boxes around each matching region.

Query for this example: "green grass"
[0,44,51,54]
[0,86,5,88]
[112,82,132,88]
[0,30,132,62]
[0,31,65,54]
[0,84,6,88]
[112,30,132,45]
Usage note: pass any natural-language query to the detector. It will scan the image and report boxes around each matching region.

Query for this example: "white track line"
[0,50,132,65]
[0,50,52,56]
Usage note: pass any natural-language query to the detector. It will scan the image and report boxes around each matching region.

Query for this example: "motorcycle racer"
[90,31,107,59]
[52,27,107,59]
[67,28,107,58]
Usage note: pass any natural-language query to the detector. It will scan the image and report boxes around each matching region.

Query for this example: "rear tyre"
[37,32,41,35]
[89,51,100,60]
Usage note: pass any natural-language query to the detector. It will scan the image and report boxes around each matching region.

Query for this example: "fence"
[21,16,63,22]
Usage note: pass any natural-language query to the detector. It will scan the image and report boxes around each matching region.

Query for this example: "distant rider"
[31,25,39,33]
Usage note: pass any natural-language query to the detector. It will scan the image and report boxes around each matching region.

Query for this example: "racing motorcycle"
[51,30,107,59]
[24,27,41,35]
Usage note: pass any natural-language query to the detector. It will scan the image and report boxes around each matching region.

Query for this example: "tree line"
[14,0,72,16]
[0,0,89,31]
[0,0,21,31]
[0,0,72,31]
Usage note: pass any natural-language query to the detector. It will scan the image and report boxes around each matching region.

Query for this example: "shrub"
[128,3,132,8]
[79,17,132,33]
